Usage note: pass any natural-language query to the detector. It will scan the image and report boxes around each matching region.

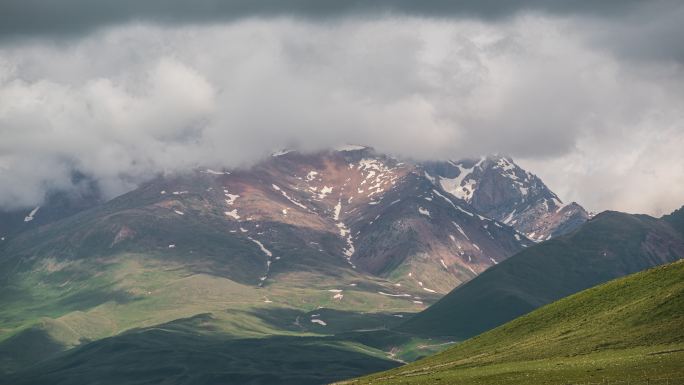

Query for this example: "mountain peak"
[422,154,588,241]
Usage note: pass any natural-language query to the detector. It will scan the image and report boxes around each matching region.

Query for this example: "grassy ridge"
[399,211,684,338]
[344,260,684,384]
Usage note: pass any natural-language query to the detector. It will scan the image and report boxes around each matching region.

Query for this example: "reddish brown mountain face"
[129,147,535,293]
[1,148,586,295]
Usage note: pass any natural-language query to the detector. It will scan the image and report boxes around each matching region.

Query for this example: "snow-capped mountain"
[422,155,589,242]
[259,148,531,291]
[0,148,585,295]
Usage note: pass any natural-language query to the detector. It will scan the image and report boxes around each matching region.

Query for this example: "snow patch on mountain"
[336,222,356,267]
[23,206,40,222]
[249,237,273,257]
[271,149,293,157]
[310,318,327,326]
[432,189,457,209]
[318,186,333,199]
[336,144,367,152]
[451,221,469,240]
[333,200,342,220]
[424,172,436,184]
[272,184,308,210]
[439,159,484,202]
[306,171,318,181]
[248,236,274,284]
[418,207,431,217]
[225,209,240,220]
[503,209,517,224]
[454,205,475,217]
[223,189,240,205]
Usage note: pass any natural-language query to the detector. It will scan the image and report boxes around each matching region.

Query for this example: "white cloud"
[0,16,682,215]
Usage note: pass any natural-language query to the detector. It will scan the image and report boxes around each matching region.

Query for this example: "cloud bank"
[0,5,683,216]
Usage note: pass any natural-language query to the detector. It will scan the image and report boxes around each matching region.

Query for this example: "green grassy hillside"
[0,251,445,375]
[399,210,684,338]
[344,260,684,385]
[0,313,402,385]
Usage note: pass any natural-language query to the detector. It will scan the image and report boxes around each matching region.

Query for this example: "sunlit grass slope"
[344,260,684,385]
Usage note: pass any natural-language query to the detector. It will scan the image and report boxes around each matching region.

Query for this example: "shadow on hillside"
[1,315,402,385]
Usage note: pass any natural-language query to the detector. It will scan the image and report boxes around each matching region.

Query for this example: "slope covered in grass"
[344,260,684,385]
[0,313,404,385]
[0,250,453,383]
[0,252,428,370]
[399,210,684,339]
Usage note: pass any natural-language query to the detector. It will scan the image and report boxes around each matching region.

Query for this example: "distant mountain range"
[2,146,677,385]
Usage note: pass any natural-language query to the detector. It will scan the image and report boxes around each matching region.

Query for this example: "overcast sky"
[0,1,683,215]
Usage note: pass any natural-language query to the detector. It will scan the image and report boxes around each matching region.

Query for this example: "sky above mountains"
[0,1,683,215]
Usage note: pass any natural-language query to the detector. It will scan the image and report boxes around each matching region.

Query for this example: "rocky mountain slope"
[423,155,589,241]
[0,149,587,290]
[1,148,542,293]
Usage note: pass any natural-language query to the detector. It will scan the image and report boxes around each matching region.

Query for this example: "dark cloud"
[0,0,647,39]
[582,2,684,64]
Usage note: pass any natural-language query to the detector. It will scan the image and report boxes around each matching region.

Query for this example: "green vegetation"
[344,260,684,385]
[1,314,402,385]
[399,211,684,338]
[0,251,446,381]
